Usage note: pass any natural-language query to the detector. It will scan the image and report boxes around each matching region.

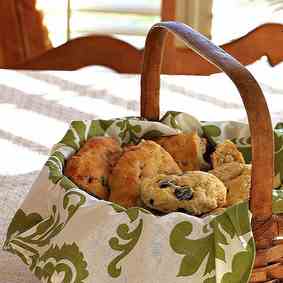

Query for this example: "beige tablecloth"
[1,61,283,283]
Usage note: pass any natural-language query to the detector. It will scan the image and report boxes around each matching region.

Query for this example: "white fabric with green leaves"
[5,111,283,283]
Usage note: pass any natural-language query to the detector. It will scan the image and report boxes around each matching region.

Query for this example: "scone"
[210,162,251,206]
[140,172,227,215]
[64,137,122,199]
[209,162,246,182]
[152,132,208,171]
[109,140,182,208]
[211,140,245,168]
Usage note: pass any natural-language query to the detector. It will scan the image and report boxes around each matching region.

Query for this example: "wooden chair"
[0,0,52,67]
[9,22,283,75]
[5,0,283,75]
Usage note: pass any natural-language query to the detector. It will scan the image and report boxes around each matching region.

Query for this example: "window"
[37,0,161,48]
[212,0,283,44]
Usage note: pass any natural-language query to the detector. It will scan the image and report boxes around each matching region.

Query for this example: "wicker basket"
[140,21,283,283]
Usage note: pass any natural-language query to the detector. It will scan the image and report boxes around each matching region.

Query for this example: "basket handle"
[141,21,274,247]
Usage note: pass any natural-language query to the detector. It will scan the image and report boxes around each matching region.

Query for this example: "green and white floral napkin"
[4,111,283,283]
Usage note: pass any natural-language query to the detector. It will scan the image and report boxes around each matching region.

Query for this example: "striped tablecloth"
[1,60,283,283]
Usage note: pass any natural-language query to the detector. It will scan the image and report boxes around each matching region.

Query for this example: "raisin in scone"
[140,172,227,215]
[152,132,208,171]
[64,137,122,200]
[109,140,182,208]
[210,162,251,206]
[211,140,245,168]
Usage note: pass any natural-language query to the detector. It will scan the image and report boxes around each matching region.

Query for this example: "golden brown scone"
[211,140,245,168]
[152,132,208,171]
[210,162,251,206]
[140,172,227,215]
[109,140,182,208]
[64,137,122,200]
[209,162,246,183]
[225,172,251,206]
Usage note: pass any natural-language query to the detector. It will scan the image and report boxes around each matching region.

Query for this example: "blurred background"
[1,0,283,68]
[36,0,283,46]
